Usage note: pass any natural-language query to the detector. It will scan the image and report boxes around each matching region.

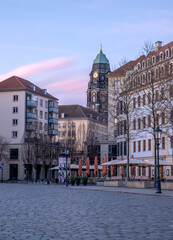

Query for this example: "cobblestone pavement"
[1,183,173,240]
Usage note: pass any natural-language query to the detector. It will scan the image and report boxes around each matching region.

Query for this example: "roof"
[107,55,145,78]
[93,50,110,65]
[0,75,58,100]
[147,41,173,58]
[58,105,107,124]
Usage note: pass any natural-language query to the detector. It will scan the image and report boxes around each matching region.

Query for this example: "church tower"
[87,45,110,119]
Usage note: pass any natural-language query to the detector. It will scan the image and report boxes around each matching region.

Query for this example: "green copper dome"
[93,45,109,65]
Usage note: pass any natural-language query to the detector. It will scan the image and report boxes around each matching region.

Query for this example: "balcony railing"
[48,107,58,113]
[48,118,58,124]
[48,129,58,135]
[27,100,37,108]
[26,112,37,119]
[26,124,37,131]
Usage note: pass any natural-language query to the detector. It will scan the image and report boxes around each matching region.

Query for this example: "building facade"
[107,41,173,178]
[57,105,108,165]
[0,76,58,181]
[87,45,110,119]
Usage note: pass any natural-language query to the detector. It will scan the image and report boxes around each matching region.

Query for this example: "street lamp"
[65,146,69,187]
[155,126,162,194]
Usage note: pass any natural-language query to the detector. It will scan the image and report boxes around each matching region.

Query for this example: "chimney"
[155,41,162,51]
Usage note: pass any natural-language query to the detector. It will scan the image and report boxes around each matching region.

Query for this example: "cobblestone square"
[1,183,173,240]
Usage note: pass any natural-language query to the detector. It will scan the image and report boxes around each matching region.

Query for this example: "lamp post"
[65,146,69,187]
[155,126,162,194]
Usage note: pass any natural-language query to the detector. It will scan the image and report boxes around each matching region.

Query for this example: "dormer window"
[152,56,156,64]
[171,48,173,56]
[147,59,150,67]
[137,63,140,70]
[160,52,164,61]
[142,61,145,69]
[166,49,169,58]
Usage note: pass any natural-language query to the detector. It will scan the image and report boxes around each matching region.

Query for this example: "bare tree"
[0,135,9,162]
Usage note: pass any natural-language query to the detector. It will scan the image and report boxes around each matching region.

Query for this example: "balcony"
[27,112,37,119]
[27,100,37,108]
[49,107,58,113]
[26,124,37,131]
[48,129,58,135]
[48,118,58,124]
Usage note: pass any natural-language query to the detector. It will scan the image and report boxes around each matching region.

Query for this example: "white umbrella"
[48,166,59,170]
[148,160,173,166]
[101,158,153,166]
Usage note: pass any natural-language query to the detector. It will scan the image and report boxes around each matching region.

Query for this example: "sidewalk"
[68,185,173,197]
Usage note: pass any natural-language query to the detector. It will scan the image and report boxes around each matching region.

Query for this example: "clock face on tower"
[93,71,98,78]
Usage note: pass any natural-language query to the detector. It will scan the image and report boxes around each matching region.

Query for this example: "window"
[12,119,18,126]
[148,92,151,104]
[148,139,151,151]
[13,107,18,113]
[152,56,156,64]
[161,112,165,125]
[143,117,146,128]
[133,119,136,130]
[62,131,66,137]
[40,99,43,107]
[143,94,146,106]
[171,136,173,149]
[39,122,43,130]
[133,98,136,109]
[170,85,173,97]
[138,141,141,152]
[148,115,151,127]
[124,141,127,156]
[155,90,159,102]
[13,95,18,101]
[162,137,165,149]
[170,63,173,74]
[93,96,96,102]
[10,149,18,159]
[156,69,159,78]
[40,111,43,118]
[44,123,48,131]
[133,141,136,152]
[137,96,140,107]
[138,118,141,130]
[45,112,48,120]
[12,131,18,138]
[166,50,169,58]
[45,101,48,108]
[160,88,164,100]
[143,140,146,151]
[156,114,159,126]
[63,123,66,128]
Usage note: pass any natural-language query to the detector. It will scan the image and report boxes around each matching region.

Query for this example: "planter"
[71,180,75,186]
[76,179,80,185]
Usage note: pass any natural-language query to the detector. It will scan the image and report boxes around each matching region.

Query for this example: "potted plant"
[75,176,81,185]
[70,177,75,186]
[82,176,88,186]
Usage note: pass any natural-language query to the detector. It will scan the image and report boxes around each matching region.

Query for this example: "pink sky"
[0,57,88,106]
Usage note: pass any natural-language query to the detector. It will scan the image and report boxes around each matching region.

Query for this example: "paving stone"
[0,183,173,239]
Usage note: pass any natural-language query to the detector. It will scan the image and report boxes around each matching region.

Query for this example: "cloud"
[45,78,88,93]
[0,57,76,81]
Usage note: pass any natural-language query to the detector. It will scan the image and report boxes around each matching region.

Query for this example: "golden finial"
[100,44,102,52]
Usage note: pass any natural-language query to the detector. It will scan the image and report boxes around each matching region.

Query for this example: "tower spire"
[100,44,102,52]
